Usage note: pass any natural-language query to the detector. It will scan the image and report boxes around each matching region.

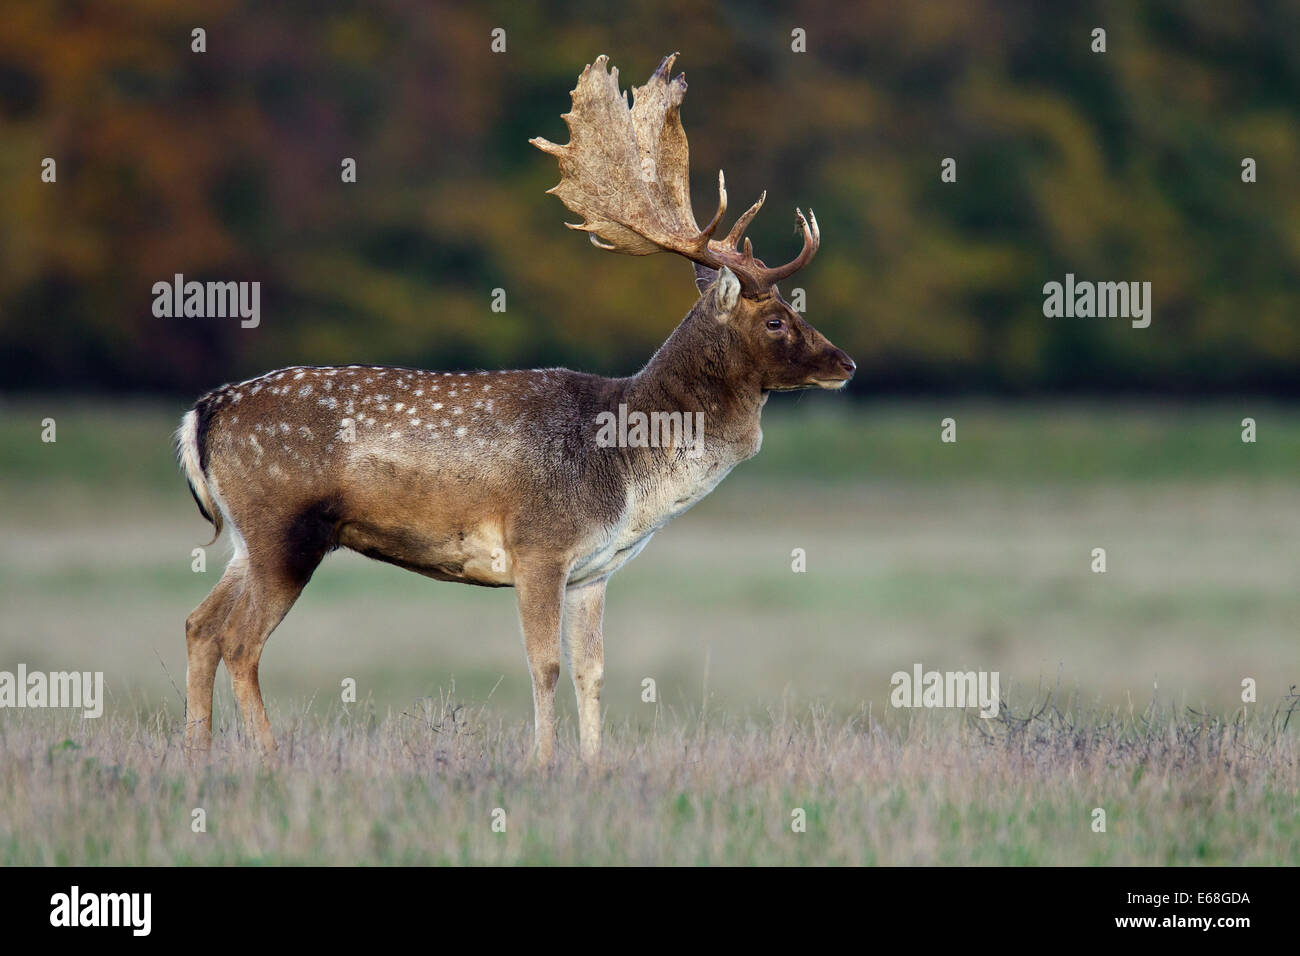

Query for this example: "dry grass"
[2,401,1298,865]
[1,690,1297,865]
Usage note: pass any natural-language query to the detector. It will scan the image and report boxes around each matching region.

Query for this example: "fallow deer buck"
[176,53,854,764]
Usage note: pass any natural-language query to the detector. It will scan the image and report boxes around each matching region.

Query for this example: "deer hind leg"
[215,501,337,754]
[515,562,567,767]
[216,567,310,756]
[562,579,606,765]
[185,559,246,752]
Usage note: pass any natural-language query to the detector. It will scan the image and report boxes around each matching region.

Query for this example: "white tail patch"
[175,410,223,544]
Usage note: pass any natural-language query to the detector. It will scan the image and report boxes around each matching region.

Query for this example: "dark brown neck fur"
[618,300,766,449]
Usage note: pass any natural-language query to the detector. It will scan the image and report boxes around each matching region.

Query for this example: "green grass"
[2,396,1297,490]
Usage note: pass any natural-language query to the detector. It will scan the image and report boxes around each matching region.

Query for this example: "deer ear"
[712,266,741,320]
[693,263,718,296]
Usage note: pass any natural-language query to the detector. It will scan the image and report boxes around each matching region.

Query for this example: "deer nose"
[834,350,856,376]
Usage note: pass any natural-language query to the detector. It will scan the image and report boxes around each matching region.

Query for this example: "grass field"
[0,397,1297,864]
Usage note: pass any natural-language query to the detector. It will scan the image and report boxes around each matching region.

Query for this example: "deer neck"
[619,308,766,467]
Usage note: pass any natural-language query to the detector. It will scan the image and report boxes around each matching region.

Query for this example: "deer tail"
[175,406,223,546]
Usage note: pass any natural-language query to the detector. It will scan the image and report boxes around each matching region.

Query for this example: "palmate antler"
[530,53,819,297]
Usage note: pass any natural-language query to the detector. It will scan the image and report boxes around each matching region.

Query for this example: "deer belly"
[337,518,511,587]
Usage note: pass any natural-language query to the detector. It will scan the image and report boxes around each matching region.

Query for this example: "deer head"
[531,53,855,393]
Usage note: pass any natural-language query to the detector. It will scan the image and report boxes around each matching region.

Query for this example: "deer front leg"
[514,563,567,766]
[563,579,606,765]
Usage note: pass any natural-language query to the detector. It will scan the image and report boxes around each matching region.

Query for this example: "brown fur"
[177,54,855,765]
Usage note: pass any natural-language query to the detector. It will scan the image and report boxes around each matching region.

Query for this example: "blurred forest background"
[1,0,1297,397]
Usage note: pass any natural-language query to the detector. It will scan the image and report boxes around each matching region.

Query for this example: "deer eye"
[766,317,785,332]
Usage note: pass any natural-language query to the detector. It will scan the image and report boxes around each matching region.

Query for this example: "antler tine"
[720,191,766,251]
[696,170,728,242]
[752,207,820,286]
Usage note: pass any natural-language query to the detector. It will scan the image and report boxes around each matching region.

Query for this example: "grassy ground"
[0,397,1297,864]
[2,698,1297,865]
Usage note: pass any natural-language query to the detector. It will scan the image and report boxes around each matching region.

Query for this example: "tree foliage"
[1,0,1296,394]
